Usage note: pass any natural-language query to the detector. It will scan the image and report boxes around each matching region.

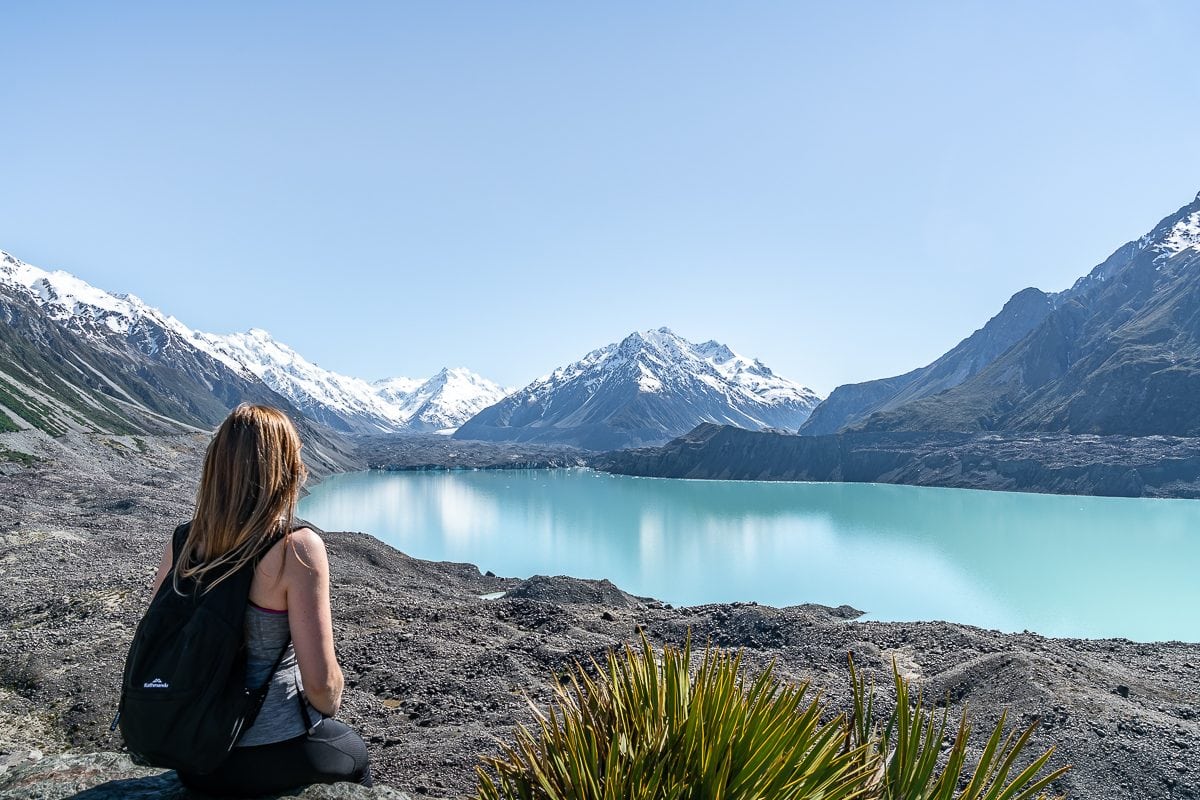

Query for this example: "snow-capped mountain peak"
[454,327,822,450]
[2,252,142,334]
[191,328,510,434]
[377,366,510,433]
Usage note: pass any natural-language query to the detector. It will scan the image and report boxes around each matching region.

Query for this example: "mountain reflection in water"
[299,469,1200,642]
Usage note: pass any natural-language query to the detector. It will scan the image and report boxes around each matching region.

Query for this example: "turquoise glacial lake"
[298,469,1200,642]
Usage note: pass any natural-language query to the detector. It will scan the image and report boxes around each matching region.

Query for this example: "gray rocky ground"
[350,434,588,472]
[2,430,1199,798]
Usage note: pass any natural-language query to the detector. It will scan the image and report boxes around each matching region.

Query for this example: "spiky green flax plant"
[477,633,875,800]
[846,653,1071,800]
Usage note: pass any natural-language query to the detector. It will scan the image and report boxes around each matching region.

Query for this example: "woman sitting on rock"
[148,404,371,796]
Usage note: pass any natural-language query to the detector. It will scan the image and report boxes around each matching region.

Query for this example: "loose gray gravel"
[1,431,1198,799]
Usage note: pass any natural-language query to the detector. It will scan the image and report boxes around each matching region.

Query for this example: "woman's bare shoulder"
[285,527,328,573]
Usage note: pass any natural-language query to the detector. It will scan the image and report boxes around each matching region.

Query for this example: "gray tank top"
[237,603,322,747]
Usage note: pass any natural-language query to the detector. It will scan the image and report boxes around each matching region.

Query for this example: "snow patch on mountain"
[382,368,510,433]
[2,252,189,341]
[190,329,407,432]
[372,376,426,405]
[1159,210,1200,258]
[188,330,509,434]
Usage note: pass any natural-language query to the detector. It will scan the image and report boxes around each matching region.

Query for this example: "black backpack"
[114,522,290,774]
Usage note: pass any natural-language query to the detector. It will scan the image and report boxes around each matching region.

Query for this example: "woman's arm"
[285,528,345,717]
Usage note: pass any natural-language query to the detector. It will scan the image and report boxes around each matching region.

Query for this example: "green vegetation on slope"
[478,636,1068,800]
[0,446,40,466]
[0,407,18,432]
[0,376,67,436]
[0,337,142,436]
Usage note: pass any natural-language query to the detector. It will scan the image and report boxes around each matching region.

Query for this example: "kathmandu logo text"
[143,678,169,689]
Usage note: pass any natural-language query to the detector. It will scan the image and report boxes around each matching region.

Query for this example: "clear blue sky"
[2,1,1198,393]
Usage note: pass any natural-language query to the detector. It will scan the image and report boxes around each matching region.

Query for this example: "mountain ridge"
[802,189,1200,437]
[856,190,1200,435]
[800,287,1056,434]
[0,250,507,436]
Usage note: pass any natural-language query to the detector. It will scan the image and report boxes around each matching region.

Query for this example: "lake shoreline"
[302,466,1200,642]
[354,426,1200,500]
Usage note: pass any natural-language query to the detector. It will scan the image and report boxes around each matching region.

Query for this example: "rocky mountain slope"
[0,249,505,439]
[0,252,360,475]
[859,192,1200,435]
[2,434,1197,798]
[0,252,277,436]
[454,328,820,450]
[800,288,1055,434]
[803,190,1200,438]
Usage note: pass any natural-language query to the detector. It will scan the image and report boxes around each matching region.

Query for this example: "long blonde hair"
[175,404,308,593]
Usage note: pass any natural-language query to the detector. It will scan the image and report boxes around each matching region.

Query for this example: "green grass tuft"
[477,636,1070,800]
[847,653,1069,799]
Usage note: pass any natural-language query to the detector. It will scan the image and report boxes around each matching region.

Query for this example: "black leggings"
[177,719,372,798]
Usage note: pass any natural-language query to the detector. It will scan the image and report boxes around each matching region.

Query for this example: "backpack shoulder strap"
[170,521,192,564]
[249,521,309,567]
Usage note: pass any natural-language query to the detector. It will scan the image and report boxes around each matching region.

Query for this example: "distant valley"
[5,190,1200,800]
[5,189,1200,498]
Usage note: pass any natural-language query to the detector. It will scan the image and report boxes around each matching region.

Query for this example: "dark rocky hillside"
[598,422,1200,498]
[804,191,1200,440]
[858,192,1200,436]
